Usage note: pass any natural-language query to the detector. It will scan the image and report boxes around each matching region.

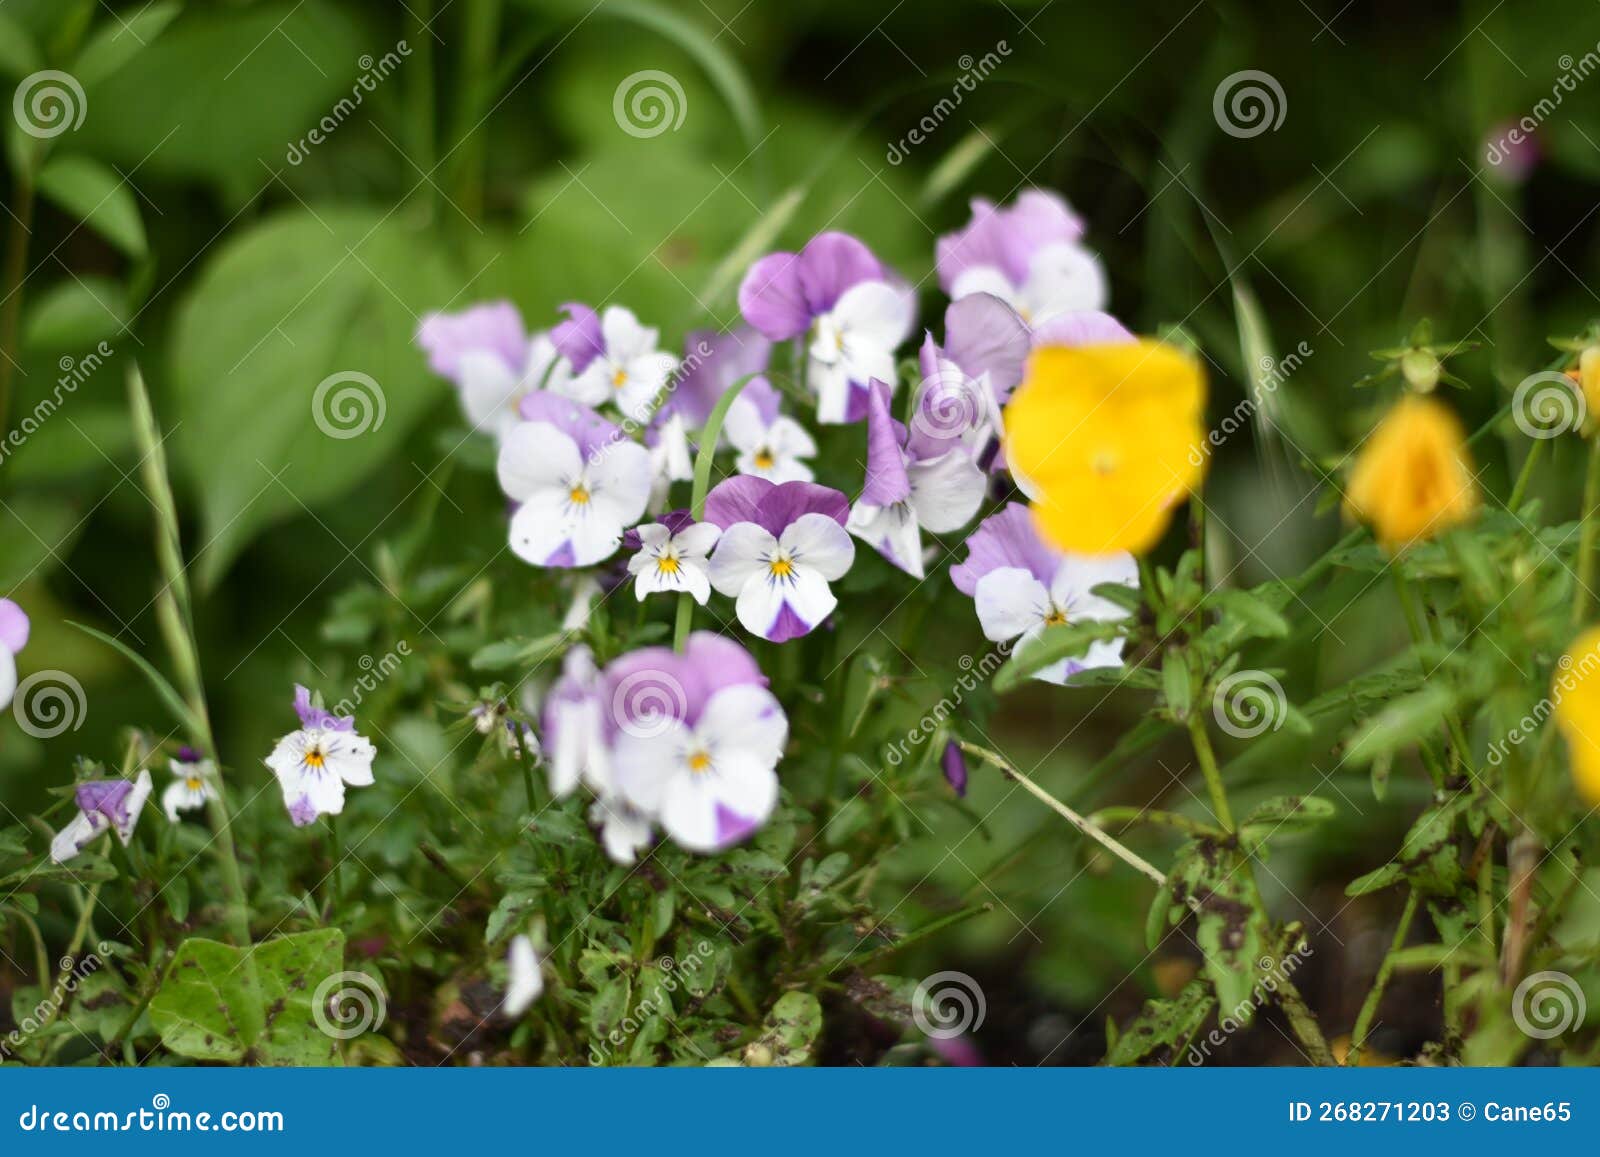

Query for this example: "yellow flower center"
[754,448,775,470]
[611,367,628,389]
[1044,608,1068,627]
[768,557,794,579]
[687,750,712,774]
[569,484,591,506]
[185,776,203,791]
[657,555,681,575]
[304,747,326,769]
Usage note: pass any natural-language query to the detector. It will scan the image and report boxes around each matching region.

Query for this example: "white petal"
[722,396,766,451]
[780,513,855,581]
[698,684,788,769]
[325,732,376,787]
[679,557,712,605]
[116,771,153,843]
[672,522,721,558]
[949,265,1022,307]
[586,441,654,530]
[734,565,837,640]
[974,567,1052,642]
[497,422,581,503]
[612,721,693,815]
[831,280,914,352]
[848,502,924,578]
[1022,243,1108,321]
[507,496,576,567]
[908,451,986,534]
[456,351,525,439]
[0,647,15,710]
[593,798,655,865]
[767,416,817,460]
[1051,552,1138,621]
[50,812,104,864]
[557,363,612,406]
[505,934,543,1015]
[601,306,656,359]
[708,523,778,597]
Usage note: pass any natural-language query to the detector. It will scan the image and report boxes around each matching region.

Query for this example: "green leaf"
[589,975,632,1041]
[22,277,128,350]
[68,620,203,740]
[1240,795,1335,850]
[36,154,147,258]
[1342,684,1457,765]
[72,1,182,87]
[1168,841,1264,1023]
[839,652,885,740]
[1162,651,1192,721]
[0,12,43,80]
[170,208,451,585]
[746,991,822,1066]
[1211,588,1290,640]
[994,619,1122,692]
[470,633,566,671]
[149,930,347,1065]
[1105,980,1215,1066]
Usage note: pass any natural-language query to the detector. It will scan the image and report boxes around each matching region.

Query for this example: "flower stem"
[1185,714,1233,831]
[1347,888,1418,1065]
[958,741,1167,887]
[1507,437,1544,510]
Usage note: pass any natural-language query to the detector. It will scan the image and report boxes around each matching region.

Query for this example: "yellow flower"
[1345,395,1477,551]
[1002,340,1206,555]
[1576,347,1600,426]
[1554,627,1600,803]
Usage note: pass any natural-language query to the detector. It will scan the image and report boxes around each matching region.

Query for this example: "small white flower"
[708,513,855,643]
[612,684,787,853]
[806,282,913,423]
[627,521,719,605]
[264,687,377,827]
[973,554,1138,684]
[504,934,544,1016]
[724,397,817,483]
[50,771,153,864]
[498,420,653,568]
[162,754,218,822]
[564,307,680,421]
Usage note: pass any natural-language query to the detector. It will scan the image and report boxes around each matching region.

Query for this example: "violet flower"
[50,771,153,863]
[415,302,571,442]
[936,190,1107,325]
[264,685,376,826]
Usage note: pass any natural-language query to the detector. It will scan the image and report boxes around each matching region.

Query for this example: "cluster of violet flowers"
[408,188,1147,871]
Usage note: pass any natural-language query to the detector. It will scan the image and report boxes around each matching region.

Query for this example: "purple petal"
[796,232,885,315]
[288,795,320,827]
[176,745,203,764]
[675,328,774,426]
[738,252,811,341]
[293,683,355,732]
[942,740,969,797]
[765,600,815,643]
[517,392,624,460]
[75,780,133,822]
[550,302,604,375]
[1030,310,1135,349]
[950,503,1060,595]
[415,302,527,382]
[0,599,29,653]
[704,476,850,537]
[945,293,1029,401]
[936,191,1085,292]
[683,632,768,701]
[861,380,911,506]
[703,475,776,531]
[713,802,762,848]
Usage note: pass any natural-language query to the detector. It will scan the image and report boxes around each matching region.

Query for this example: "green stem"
[1185,715,1233,831]
[1574,435,1600,629]
[1347,889,1419,1065]
[1507,437,1544,510]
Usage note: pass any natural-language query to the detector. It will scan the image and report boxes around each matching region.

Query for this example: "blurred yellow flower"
[1576,348,1600,427]
[1002,340,1206,555]
[1555,627,1600,803]
[1345,395,1477,551]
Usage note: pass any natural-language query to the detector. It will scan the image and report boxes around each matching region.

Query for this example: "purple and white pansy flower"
[162,746,218,822]
[908,293,1031,466]
[0,598,29,708]
[264,685,377,827]
[673,327,773,429]
[847,382,986,579]
[560,305,680,422]
[626,510,720,605]
[416,302,572,442]
[738,232,914,424]
[606,633,787,854]
[951,504,1138,684]
[723,379,817,484]
[50,771,153,863]
[704,477,855,642]
[937,190,1107,326]
[498,394,653,568]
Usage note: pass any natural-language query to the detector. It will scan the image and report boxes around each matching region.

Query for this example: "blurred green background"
[3,0,1599,1061]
